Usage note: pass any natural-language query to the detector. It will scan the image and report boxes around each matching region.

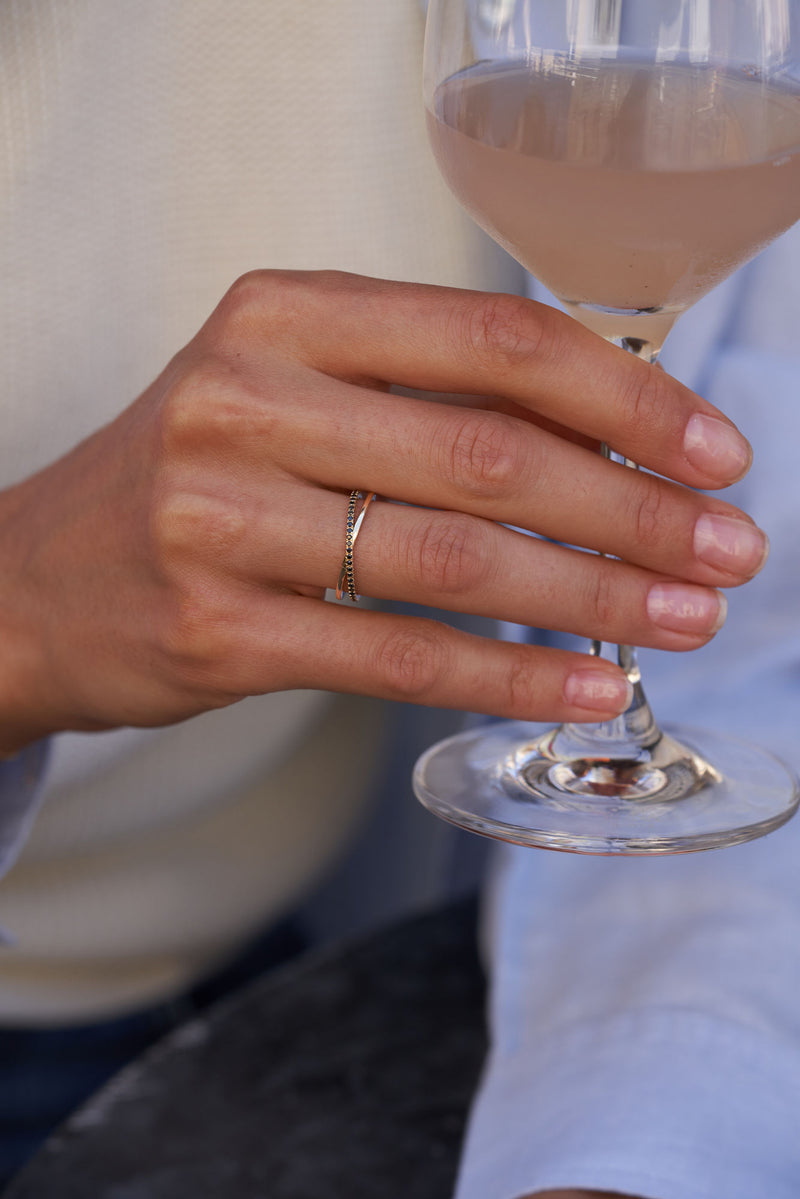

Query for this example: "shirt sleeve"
[455,228,800,1199]
[0,740,50,885]
[455,823,800,1199]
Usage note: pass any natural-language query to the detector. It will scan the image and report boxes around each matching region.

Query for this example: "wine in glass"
[413,0,800,853]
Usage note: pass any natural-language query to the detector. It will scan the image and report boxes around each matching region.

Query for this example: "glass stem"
[555,335,662,759]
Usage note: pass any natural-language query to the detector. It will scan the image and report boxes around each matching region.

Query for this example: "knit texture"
[0,0,518,1021]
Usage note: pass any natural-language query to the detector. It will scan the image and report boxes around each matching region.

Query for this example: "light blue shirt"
[0,742,48,895]
[455,222,800,1199]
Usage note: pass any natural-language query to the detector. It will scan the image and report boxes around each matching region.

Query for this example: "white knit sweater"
[0,0,517,1023]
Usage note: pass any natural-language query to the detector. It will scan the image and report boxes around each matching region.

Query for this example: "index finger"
[246,270,750,491]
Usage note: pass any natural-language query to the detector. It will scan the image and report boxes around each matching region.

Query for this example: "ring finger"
[245,487,728,651]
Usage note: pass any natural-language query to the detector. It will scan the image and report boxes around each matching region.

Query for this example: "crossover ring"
[335,490,378,603]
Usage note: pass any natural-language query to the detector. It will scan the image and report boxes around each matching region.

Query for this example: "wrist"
[0,640,57,758]
[0,483,63,755]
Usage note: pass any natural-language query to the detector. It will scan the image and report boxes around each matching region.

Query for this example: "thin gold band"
[336,490,377,602]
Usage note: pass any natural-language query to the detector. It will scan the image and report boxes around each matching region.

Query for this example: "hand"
[0,271,763,754]
[531,1191,646,1198]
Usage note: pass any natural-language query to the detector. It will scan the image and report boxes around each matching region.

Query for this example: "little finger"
[251,596,634,723]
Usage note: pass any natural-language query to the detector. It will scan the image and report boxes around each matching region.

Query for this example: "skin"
[0,270,764,757]
[534,1192,638,1198]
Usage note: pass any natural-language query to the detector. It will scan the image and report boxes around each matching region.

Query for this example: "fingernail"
[684,413,751,482]
[564,670,634,713]
[694,513,769,575]
[647,583,727,635]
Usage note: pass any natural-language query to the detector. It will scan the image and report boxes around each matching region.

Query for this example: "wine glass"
[413,0,800,854]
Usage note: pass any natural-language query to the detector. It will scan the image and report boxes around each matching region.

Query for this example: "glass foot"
[413,722,800,854]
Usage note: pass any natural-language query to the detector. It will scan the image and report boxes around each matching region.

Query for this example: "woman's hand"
[532,1191,645,1198]
[0,271,764,755]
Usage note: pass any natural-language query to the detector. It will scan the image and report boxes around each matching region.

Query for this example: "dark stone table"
[5,898,486,1199]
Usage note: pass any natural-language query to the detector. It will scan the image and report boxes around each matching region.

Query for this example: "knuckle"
[207,271,269,348]
[506,646,537,715]
[221,268,295,320]
[152,489,247,566]
[208,269,309,352]
[223,268,272,309]
[584,566,618,634]
[619,362,673,436]
[373,623,447,700]
[159,586,236,678]
[446,411,521,500]
[159,360,279,457]
[630,481,665,548]
[408,513,490,596]
[461,294,547,375]
[158,362,226,452]
[151,488,193,562]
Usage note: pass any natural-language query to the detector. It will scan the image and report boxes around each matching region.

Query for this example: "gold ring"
[335,490,377,603]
